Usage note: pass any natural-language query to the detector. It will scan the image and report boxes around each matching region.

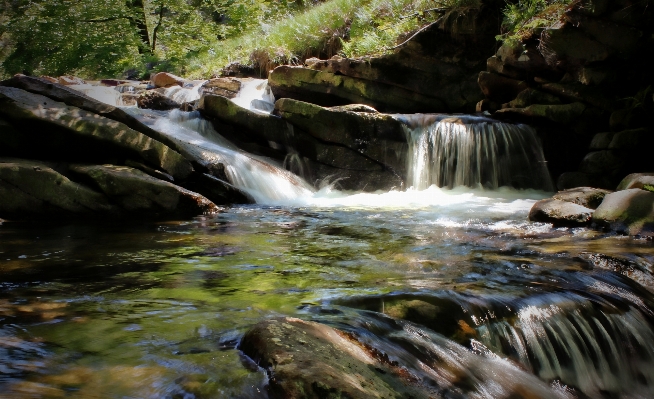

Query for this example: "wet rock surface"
[199,94,404,190]
[592,189,654,237]
[529,198,594,226]
[239,317,433,399]
[552,187,612,209]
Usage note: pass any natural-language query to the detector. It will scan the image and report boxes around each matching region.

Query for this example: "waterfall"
[399,114,554,191]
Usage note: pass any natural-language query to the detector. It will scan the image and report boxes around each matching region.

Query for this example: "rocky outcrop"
[199,94,404,190]
[0,74,184,152]
[528,198,594,226]
[275,98,407,176]
[592,189,654,237]
[0,86,193,181]
[477,0,654,188]
[269,3,503,113]
[239,317,433,398]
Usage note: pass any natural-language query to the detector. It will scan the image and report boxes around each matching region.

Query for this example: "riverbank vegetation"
[0,0,574,80]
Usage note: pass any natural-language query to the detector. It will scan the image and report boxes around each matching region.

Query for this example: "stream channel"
[1,81,654,398]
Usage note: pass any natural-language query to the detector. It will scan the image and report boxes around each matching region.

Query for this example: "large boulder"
[552,187,612,209]
[151,72,186,88]
[69,164,218,217]
[529,198,594,226]
[239,317,433,398]
[0,74,184,152]
[0,160,117,219]
[275,98,407,176]
[0,86,193,180]
[592,189,654,236]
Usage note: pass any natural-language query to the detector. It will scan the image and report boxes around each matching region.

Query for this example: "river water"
[1,82,654,398]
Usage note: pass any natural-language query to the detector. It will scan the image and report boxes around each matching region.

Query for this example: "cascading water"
[399,114,554,191]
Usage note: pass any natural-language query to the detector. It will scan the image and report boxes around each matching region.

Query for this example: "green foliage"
[643,184,654,193]
[497,0,573,45]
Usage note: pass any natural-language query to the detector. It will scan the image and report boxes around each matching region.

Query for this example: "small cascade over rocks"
[125,108,314,204]
[399,114,554,191]
[230,78,275,114]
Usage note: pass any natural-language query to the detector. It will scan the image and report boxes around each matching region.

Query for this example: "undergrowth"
[189,0,481,78]
[497,0,574,45]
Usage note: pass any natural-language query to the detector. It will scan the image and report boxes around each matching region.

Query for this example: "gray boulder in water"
[529,198,594,226]
[592,189,654,236]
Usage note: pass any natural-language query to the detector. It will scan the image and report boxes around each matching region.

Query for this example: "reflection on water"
[1,190,654,398]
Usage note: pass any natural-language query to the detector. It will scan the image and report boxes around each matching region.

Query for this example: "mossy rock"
[592,189,654,236]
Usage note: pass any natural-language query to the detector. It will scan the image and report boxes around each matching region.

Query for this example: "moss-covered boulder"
[0,86,192,180]
[275,98,407,176]
[529,198,594,226]
[592,189,654,236]
[239,317,433,399]
[69,164,218,217]
[0,160,117,219]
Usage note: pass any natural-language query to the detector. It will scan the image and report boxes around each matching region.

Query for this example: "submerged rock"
[69,164,218,217]
[552,187,612,209]
[0,86,192,180]
[592,189,654,236]
[529,198,594,226]
[240,317,433,398]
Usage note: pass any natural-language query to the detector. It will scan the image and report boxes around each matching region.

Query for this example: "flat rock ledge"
[239,317,433,399]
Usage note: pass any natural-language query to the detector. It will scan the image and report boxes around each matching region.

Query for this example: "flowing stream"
[1,82,654,398]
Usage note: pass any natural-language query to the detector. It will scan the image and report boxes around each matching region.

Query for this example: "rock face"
[239,317,432,398]
[275,98,407,177]
[477,0,654,188]
[199,94,404,190]
[69,165,218,216]
[529,198,594,226]
[0,86,193,181]
[269,4,502,113]
[592,189,654,236]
